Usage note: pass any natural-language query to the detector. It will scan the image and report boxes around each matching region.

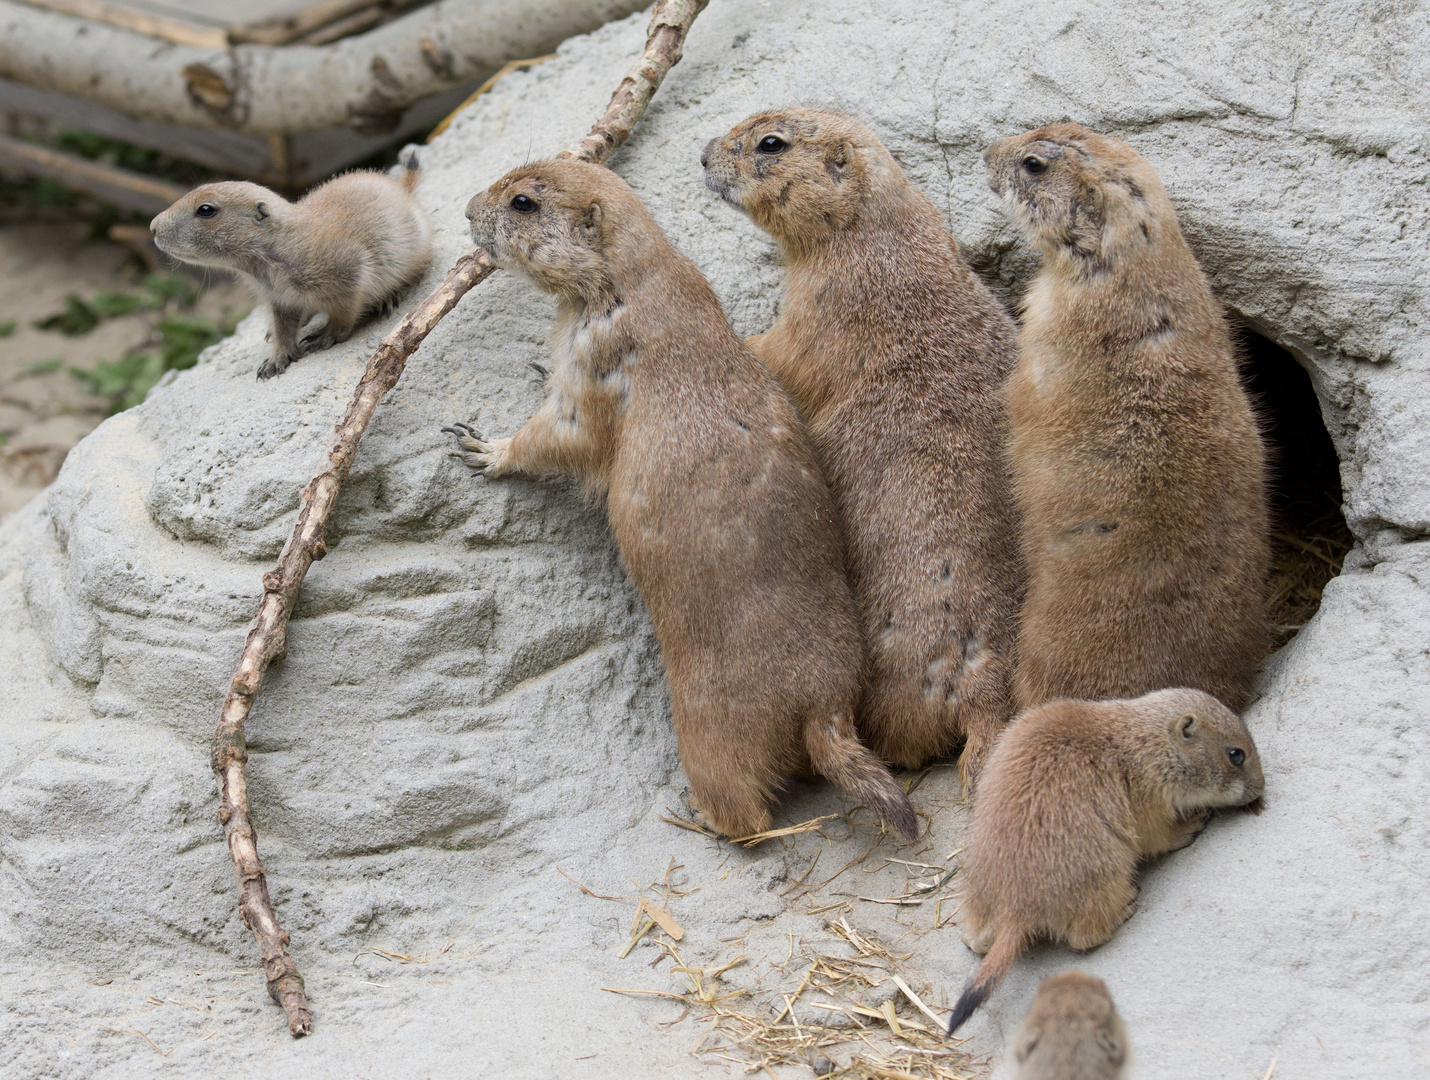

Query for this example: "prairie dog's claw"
[441,422,482,440]
[257,353,296,380]
[443,422,512,477]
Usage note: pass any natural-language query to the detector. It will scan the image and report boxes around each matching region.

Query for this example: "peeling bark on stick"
[210,0,709,1038]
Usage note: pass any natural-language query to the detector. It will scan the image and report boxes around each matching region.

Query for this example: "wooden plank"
[0,73,479,190]
[0,76,273,179]
[119,0,303,28]
[13,0,230,49]
[296,5,385,45]
[0,131,186,213]
[230,0,430,46]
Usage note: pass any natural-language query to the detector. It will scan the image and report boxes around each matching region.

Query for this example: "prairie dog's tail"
[398,146,422,193]
[946,927,1025,1035]
[805,716,917,841]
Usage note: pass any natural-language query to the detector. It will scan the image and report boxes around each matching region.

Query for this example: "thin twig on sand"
[210,0,710,1037]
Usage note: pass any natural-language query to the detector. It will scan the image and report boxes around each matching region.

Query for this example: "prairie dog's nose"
[701,137,720,169]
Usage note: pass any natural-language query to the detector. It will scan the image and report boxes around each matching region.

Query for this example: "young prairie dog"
[985,123,1269,711]
[702,108,1023,789]
[946,688,1264,1033]
[150,154,432,379]
[446,158,916,841]
[1011,972,1128,1080]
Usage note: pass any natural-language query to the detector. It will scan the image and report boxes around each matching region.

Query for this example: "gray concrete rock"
[1,2,1426,1078]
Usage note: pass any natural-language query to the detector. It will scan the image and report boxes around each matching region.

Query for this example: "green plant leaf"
[89,292,144,317]
[143,274,198,307]
[36,295,100,336]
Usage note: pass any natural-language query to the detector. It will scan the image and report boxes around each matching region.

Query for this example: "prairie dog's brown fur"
[703,108,1024,787]
[150,154,432,379]
[985,123,1269,711]
[1011,972,1128,1080]
[946,688,1264,1032]
[448,158,916,841]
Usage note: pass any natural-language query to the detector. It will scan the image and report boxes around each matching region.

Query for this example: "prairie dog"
[984,123,1269,711]
[150,154,433,379]
[1011,972,1128,1080]
[945,688,1264,1032]
[702,108,1024,789]
[447,158,916,841]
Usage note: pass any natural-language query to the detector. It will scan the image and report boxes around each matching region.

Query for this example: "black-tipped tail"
[943,927,1024,1037]
[945,979,991,1036]
[398,146,421,192]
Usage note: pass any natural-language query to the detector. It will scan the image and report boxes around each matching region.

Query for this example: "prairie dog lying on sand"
[947,688,1263,1032]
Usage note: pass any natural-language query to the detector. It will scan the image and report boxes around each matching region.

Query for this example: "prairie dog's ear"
[825,140,854,181]
[1013,1023,1041,1062]
[580,200,603,232]
[1177,713,1197,741]
[1075,178,1106,227]
[254,201,270,223]
[1096,1027,1126,1065]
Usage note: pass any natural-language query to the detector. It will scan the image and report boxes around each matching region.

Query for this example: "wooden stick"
[0,132,186,215]
[13,0,230,50]
[210,0,709,1039]
[0,0,652,135]
[229,0,424,46]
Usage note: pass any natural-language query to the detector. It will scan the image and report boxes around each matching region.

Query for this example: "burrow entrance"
[1237,327,1354,654]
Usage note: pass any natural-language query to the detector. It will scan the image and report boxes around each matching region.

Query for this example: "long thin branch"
[210,0,709,1039]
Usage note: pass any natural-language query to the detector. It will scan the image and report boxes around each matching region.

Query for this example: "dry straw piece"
[607,917,979,1080]
[1265,508,1353,651]
[208,0,711,1037]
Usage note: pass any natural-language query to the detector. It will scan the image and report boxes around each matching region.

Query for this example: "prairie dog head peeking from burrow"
[1012,971,1128,1080]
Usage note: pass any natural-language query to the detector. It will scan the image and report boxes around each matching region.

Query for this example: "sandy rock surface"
[1,2,1427,1078]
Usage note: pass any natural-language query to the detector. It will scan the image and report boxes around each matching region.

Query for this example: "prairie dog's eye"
[511,194,537,213]
[195,204,217,218]
[1022,155,1047,175]
[757,134,788,154]
[1227,747,1246,767]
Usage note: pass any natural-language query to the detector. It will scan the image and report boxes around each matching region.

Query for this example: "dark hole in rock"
[1238,327,1354,654]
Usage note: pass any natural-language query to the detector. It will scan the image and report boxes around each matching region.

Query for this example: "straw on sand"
[603,911,980,1079]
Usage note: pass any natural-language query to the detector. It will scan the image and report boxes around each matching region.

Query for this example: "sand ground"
[0,221,248,517]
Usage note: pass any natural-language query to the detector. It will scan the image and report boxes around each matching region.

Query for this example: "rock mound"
[1,3,1426,1077]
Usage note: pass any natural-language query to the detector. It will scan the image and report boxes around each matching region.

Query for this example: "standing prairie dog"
[448,158,916,842]
[702,108,1024,789]
[150,153,433,379]
[1011,972,1128,1080]
[985,123,1269,711]
[946,688,1264,1033]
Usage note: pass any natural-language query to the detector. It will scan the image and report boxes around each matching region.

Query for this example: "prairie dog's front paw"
[258,351,296,380]
[1169,808,1214,851]
[442,422,514,478]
